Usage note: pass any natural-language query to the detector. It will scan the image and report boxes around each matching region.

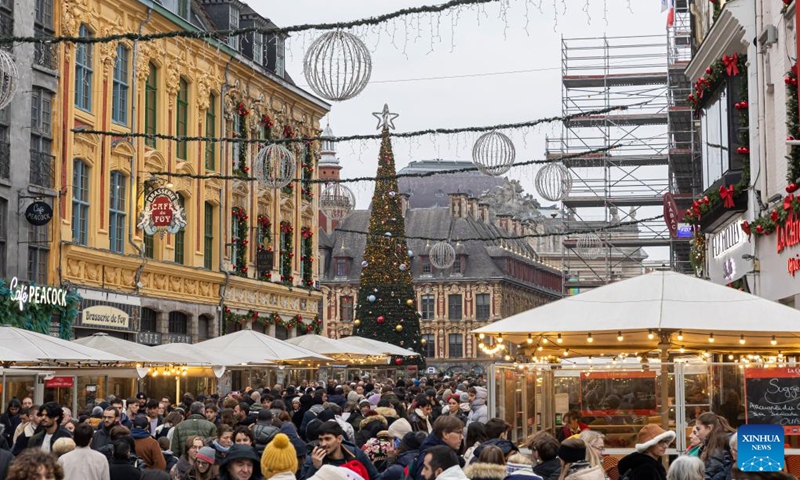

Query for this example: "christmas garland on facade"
[261,115,274,140]
[223,308,322,334]
[232,206,249,277]
[301,142,314,202]
[257,214,272,281]
[281,126,295,196]
[0,279,81,339]
[280,221,294,284]
[233,103,249,177]
[300,226,314,287]
[689,231,706,275]
[684,53,749,225]
[711,0,722,22]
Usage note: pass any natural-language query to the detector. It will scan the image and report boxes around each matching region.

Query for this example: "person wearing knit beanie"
[197,446,217,465]
[260,433,298,480]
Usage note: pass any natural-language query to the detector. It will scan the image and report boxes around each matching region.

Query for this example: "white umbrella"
[74,333,196,365]
[0,345,42,363]
[194,330,332,364]
[151,342,244,367]
[285,334,378,358]
[0,325,127,363]
[337,336,421,357]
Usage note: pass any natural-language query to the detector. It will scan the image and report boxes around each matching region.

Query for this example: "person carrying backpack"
[617,425,675,480]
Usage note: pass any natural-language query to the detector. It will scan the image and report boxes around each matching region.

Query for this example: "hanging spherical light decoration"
[319,183,356,220]
[576,232,603,259]
[535,162,573,202]
[471,131,515,176]
[429,241,456,269]
[254,144,296,189]
[0,50,18,110]
[303,30,372,102]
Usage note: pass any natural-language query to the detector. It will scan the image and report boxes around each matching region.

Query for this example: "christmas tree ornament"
[406,299,414,306]
[377,316,385,324]
[429,241,456,269]
[320,183,356,220]
[535,162,573,201]
[0,50,17,110]
[472,130,516,176]
[361,261,369,268]
[389,191,396,197]
[408,250,414,256]
[577,232,603,259]
[303,30,372,102]
[254,143,296,189]
[367,295,376,302]
[420,338,427,344]
[395,324,403,332]
[399,264,407,271]
[385,232,392,237]
[353,319,361,326]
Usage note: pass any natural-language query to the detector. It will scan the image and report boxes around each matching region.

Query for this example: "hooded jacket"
[532,459,561,480]
[373,407,399,426]
[469,439,519,464]
[464,463,508,480]
[299,441,380,480]
[355,415,387,448]
[131,427,167,471]
[467,387,488,426]
[437,465,470,480]
[562,462,605,480]
[300,403,325,440]
[617,452,667,480]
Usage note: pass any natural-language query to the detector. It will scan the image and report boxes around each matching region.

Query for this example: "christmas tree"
[353,105,424,367]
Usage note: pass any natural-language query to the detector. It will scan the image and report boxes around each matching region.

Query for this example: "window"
[475,293,490,320]
[0,198,5,277]
[30,87,53,188]
[339,296,354,322]
[253,32,264,65]
[232,112,240,168]
[700,77,744,190]
[448,334,463,359]
[448,294,462,321]
[109,171,126,253]
[144,234,154,259]
[177,0,190,19]
[71,159,89,245]
[228,6,239,50]
[140,308,157,332]
[275,325,288,340]
[335,258,348,277]
[452,257,462,274]
[198,316,210,341]
[176,78,188,160]
[421,294,435,320]
[74,25,93,111]
[0,106,8,180]
[174,194,185,264]
[275,35,285,77]
[422,334,435,358]
[28,224,49,285]
[204,202,214,269]
[34,0,52,29]
[168,311,188,334]
[232,211,240,268]
[33,0,55,70]
[205,93,216,170]
[112,44,129,124]
[144,64,157,148]
[421,257,432,275]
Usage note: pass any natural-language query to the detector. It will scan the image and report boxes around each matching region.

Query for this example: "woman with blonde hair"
[578,430,605,468]
[667,456,704,480]
[556,438,605,480]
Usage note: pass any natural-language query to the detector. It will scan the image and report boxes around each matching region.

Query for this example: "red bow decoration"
[723,53,739,76]
[741,221,751,236]
[719,185,735,208]
[785,194,795,211]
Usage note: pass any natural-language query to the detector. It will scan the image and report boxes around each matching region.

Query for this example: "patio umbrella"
[285,334,378,359]
[337,336,421,357]
[0,325,127,363]
[193,329,332,364]
[74,333,196,365]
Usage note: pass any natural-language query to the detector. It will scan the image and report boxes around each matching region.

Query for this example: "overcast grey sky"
[254,1,668,218]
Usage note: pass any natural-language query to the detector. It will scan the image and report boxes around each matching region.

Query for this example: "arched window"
[109,171,126,253]
[168,312,188,335]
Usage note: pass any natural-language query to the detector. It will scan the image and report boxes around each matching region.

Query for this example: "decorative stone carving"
[165,59,181,107]
[169,276,183,292]
[196,74,211,111]
[135,44,153,82]
[121,270,135,287]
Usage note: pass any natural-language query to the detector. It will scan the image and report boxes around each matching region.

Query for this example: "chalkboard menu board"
[744,367,800,435]
[580,371,657,416]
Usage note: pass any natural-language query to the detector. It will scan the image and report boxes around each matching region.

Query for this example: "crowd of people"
[0,377,793,480]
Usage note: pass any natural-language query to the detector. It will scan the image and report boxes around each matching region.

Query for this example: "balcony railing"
[29,149,54,188]
[33,41,58,71]
[0,140,8,180]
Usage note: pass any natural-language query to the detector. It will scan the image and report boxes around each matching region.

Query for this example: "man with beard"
[29,402,72,452]
[300,421,378,480]
[91,407,118,451]
[422,446,468,480]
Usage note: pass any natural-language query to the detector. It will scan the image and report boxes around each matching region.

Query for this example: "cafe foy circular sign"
[137,188,187,235]
[24,201,53,226]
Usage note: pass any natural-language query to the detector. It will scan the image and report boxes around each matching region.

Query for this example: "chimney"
[478,202,490,223]
[467,197,478,218]
[496,214,512,233]
[399,193,410,217]
[449,193,468,218]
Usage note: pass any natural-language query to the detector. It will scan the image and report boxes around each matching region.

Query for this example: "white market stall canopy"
[74,333,197,365]
[151,342,243,367]
[337,336,421,357]
[473,270,800,353]
[285,334,378,359]
[0,325,127,363]
[194,329,332,364]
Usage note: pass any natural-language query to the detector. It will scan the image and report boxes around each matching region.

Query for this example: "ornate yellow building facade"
[54,0,328,342]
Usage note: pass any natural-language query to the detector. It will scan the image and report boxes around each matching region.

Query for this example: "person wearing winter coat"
[300,420,379,480]
[555,439,605,480]
[171,436,206,480]
[420,445,469,480]
[354,413,388,448]
[346,401,368,433]
[383,431,427,480]
[159,437,180,472]
[527,432,561,480]
[464,446,509,480]
[0,399,21,447]
[171,402,218,457]
[260,433,298,480]
[466,387,488,427]
[252,411,279,456]
[695,413,734,480]
[131,415,167,470]
[442,395,469,425]
[504,453,544,480]
[411,416,466,480]
[219,444,263,480]
[617,424,675,480]
[361,430,395,473]
[109,439,143,480]
[408,398,434,434]
[299,394,325,441]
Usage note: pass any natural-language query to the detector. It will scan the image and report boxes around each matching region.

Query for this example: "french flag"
[661,0,675,26]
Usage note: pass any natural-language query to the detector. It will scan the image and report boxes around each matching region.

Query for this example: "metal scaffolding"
[547,34,677,291]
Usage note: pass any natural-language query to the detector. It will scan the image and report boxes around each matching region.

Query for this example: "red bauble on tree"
[377,316,385,324]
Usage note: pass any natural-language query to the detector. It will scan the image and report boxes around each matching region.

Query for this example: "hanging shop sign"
[707,216,749,285]
[663,193,681,239]
[81,305,130,329]
[137,188,187,235]
[24,201,53,227]
[45,376,74,389]
[8,277,68,311]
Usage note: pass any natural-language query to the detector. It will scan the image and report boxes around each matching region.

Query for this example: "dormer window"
[275,35,285,77]
[177,0,189,20]
[335,258,349,277]
[421,256,432,275]
[452,256,462,275]
[253,32,264,65]
[228,6,240,50]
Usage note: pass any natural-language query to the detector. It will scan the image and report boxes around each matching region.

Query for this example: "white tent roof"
[0,345,41,363]
[473,270,800,352]
[0,326,127,363]
[285,335,378,358]
[151,342,246,367]
[74,333,197,365]
[193,330,332,364]
[337,336,421,357]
